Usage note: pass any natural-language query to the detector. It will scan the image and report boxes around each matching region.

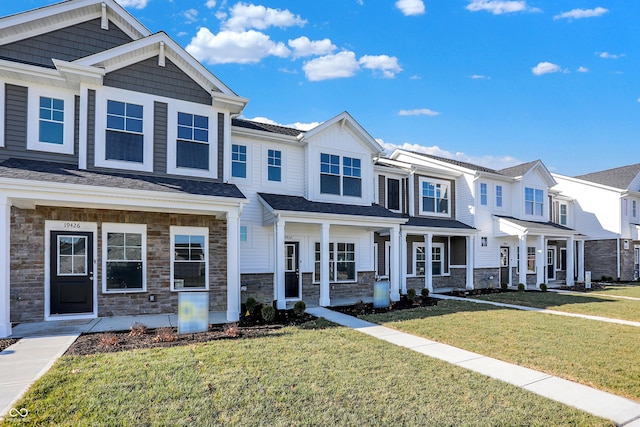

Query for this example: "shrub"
[406,288,417,300]
[99,333,118,347]
[293,300,306,316]
[421,288,430,298]
[129,322,147,337]
[261,305,276,322]
[245,297,257,315]
[517,283,525,292]
[501,282,508,291]
[539,283,547,292]
[153,327,177,343]
[223,322,240,338]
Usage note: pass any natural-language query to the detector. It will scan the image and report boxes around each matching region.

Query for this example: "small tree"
[406,288,417,300]
[261,305,276,322]
[517,283,525,292]
[293,300,306,316]
[421,288,430,298]
[539,283,547,292]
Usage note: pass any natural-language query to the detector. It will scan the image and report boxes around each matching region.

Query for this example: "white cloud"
[205,0,216,8]
[577,66,589,73]
[222,3,307,32]
[398,108,441,116]
[465,1,540,15]
[183,8,199,24]
[532,61,561,76]
[598,52,625,59]
[554,7,608,20]
[470,74,490,79]
[359,55,402,78]
[395,0,426,16]
[115,0,148,9]
[288,37,336,59]
[186,28,290,65]
[248,116,320,131]
[302,51,360,81]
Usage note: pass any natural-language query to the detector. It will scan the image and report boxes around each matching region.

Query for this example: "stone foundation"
[241,273,274,305]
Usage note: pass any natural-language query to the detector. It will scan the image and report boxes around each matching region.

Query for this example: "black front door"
[284,242,299,299]
[50,231,94,315]
[500,247,510,285]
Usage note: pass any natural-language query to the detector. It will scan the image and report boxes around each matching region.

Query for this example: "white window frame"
[94,87,154,172]
[527,246,536,273]
[559,203,568,226]
[313,241,358,283]
[480,182,487,206]
[633,200,637,219]
[27,85,75,154]
[480,236,488,247]
[419,177,451,217]
[495,185,503,208]
[525,187,544,216]
[102,223,147,293]
[167,100,218,178]
[386,177,402,212]
[412,242,446,276]
[170,226,209,291]
[231,143,248,179]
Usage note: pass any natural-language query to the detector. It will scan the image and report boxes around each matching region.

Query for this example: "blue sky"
[4,0,640,175]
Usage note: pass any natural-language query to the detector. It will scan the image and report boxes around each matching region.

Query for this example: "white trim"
[263,146,286,187]
[102,223,147,293]
[418,176,451,217]
[26,85,75,155]
[386,176,402,213]
[44,221,98,321]
[0,197,11,337]
[170,226,209,291]
[313,240,358,284]
[412,241,447,277]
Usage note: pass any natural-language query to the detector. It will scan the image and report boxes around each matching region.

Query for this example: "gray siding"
[87,90,96,168]
[0,19,132,68]
[104,57,212,105]
[1,84,77,164]
[378,175,385,206]
[217,113,224,181]
[153,102,167,174]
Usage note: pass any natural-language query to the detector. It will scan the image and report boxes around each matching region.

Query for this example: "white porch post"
[465,235,474,290]
[536,235,545,288]
[425,233,433,292]
[577,240,585,282]
[400,230,408,294]
[518,234,528,288]
[275,218,286,309]
[226,210,241,321]
[390,225,400,301]
[0,196,11,337]
[319,223,331,307]
[565,236,575,287]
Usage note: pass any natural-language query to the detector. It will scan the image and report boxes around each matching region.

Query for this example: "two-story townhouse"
[552,163,640,281]
[229,112,407,309]
[0,0,249,337]
[387,151,585,290]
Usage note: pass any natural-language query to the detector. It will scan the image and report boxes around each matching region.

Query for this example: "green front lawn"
[472,290,640,322]
[362,300,640,401]
[1,324,608,426]
[590,283,640,299]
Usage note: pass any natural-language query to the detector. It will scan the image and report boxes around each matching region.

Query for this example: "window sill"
[103,289,146,294]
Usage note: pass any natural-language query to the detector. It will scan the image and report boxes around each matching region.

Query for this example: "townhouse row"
[1,0,638,337]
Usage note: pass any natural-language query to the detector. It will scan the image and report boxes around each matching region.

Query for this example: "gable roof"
[574,164,640,191]
[498,160,539,178]
[232,118,303,138]
[401,151,499,174]
[301,111,383,154]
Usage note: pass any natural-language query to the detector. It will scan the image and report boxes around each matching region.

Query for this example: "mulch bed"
[0,338,19,352]
[559,283,605,292]
[331,295,439,317]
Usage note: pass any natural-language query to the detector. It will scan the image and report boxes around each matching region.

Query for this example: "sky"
[3,0,640,176]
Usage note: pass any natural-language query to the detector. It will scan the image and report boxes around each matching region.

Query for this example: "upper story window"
[27,86,75,154]
[176,112,209,171]
[496,185,503,208]
[420,177,450,217]
[320,153,341,195]
[343,157,361,197]
[267,149,282,182]
[106,100,144,163]
[232,144,247,178]
[525,187,544,216]
[480,183,488,206]
[320,153,362,197]
[387,178,400,211]
[559,203,567,225]
[633,200,637,219]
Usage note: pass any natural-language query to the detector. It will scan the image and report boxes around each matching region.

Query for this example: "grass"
[361,299,640,401]
[590,283,640,299]
[471,290,640,322]
[1,323,608,426]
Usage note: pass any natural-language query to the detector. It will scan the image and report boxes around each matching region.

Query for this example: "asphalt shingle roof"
[498,160,539,178]
[232,118,304,137]
[258,193,401,219]
[494,215,576,233]
[403,216,475,230]
[574,164,640,190]
[0,158,246,199]
[405,151,500,174]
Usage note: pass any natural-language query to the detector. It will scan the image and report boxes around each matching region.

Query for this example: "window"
[267,149,282,182]
[320,153,340,195]
[420,178,449,216]
[413,243,445,276]
[106,100,144,163]
[176,112,209,170]
[633,201,637,218]
[343,157,361,197]
[39,97,65,145]
[496,185,503,208]
[240,226,247,242]
[415,246,426,276]
[481,237,488,247]
[527,247,536,272]
[171,226,208,290]
[525,187,544,216]
[314,242,356,282]
[480,183,487,205]
[57,236,87,275]
[27,87,74,154]
[387,178,400,211]
[232,144,247,178]
[102,224,146,292]
[559,204,567,225]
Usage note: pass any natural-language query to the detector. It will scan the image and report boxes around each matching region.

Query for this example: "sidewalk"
[307,307,640,426]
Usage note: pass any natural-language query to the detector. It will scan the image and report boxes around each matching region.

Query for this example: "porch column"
[400,230,408,294]
[390,225,400,301]
[577,240,585,282]
[536,235,545,288]
[518,234,528,288]
[226,210,241,321]
[566,235,575,287]
[275,218,286,309]
[425,233,433,292]
[319,223,331,307]
[465,236,474,290]
[0,196,11,337]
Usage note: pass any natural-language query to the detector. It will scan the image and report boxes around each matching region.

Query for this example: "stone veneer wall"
[10,206,227,322]
[241,273,274,305]
[300,271,375,304]
[584,240,618,281]
[406,267,468,291]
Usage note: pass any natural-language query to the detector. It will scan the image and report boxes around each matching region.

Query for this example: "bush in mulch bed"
[0,338,19,352]
[445,288,506,298]
[559,282,605,292]
[331,294,439,317]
